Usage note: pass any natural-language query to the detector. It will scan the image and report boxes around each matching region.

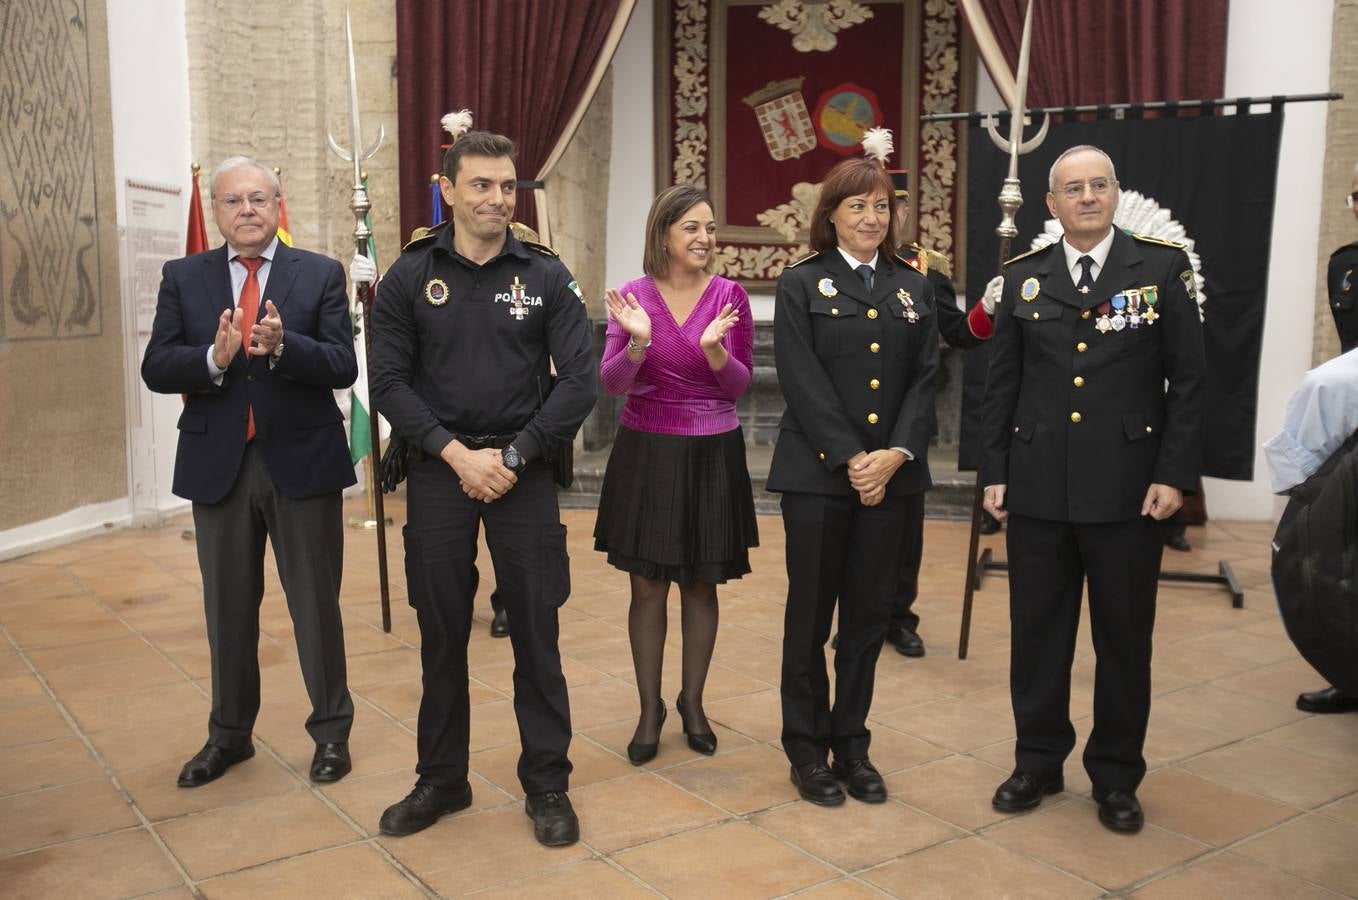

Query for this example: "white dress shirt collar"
[837,246,879,273]
[1061,227,1115,281]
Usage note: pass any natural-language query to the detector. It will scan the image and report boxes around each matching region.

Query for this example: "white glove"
[981,275,1004,315]
[349,253,377,285]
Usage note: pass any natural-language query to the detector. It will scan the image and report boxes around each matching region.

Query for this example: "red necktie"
[238,256,264,441]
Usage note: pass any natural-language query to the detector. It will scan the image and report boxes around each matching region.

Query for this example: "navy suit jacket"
[141,243,359,504]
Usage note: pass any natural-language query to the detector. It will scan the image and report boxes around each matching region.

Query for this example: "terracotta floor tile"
[1254,712,1358,767]
[0,778,138,855]
[344,648,423,689]
[986,798,1208,892]
[472,657,611,695]
[581,715,755,769]
[467,699,526,753]
[6,613,133,649]
[1318,793,1358,828]
[271,717,416,781]
[1179,740,1358,809]
[1150,685,1307,741]
[1172,627,1303,666]
[321,768,513,836]
[42,654,191,701]
[0,703,74,749]
[0,827,183,900]
[861,835,1101,899]
[197,841,423,899]
[614,820,837,899]
[470,732,633,801]
[753,793,960,871]
[0,737,103,797]
[705,688,783,744]
[1135,767,1299,846]
[470,859,654,899]
[355,677,426,721]
[155,790,358,880]
[1142,710,1236,767]
[565,678,649,730]
[87,713,209,774]
[570,772,726,852]
[885,755,1017,830]
[384,805,590,892]
[859,722,953,774]
[120,751,302,822]
[1208,657,1320,707]
[0,672,48,710]
[1131,852,1338,899]
[788,877,889,899]
[659,743,796,815]
[63,681,208,734]
[1233,813,1358,896]
[337,621,410,656]
[877,696,1014,752]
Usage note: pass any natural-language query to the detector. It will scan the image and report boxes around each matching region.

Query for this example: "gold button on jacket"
[867,412,879,424]
[1070,411,1082,423]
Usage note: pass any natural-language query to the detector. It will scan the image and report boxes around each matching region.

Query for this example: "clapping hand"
[212,307,245,369]
[248,300,283,356]
[606,288,651,345]
[699,303,739,351]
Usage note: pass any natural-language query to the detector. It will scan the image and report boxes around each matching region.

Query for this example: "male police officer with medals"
[979,145,1205,833]
[368,131,596,846]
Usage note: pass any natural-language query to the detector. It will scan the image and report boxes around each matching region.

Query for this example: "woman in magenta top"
[594,184,759,765]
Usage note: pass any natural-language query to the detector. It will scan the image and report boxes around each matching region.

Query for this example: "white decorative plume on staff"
[442,109,474,142]
[861,126,894,165]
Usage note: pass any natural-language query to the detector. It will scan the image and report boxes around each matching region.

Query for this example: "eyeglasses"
[1347,190,1358,209]
[214,193,276,211]
[1057,178,1114,199]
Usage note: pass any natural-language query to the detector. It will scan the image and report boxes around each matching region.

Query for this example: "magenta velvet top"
[600,275,755,436]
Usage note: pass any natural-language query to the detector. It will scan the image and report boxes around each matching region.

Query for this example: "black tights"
[628,574,719,743]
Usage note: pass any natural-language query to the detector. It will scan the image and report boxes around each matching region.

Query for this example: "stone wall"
[0,0,126,530]
[1315,0,1358,364]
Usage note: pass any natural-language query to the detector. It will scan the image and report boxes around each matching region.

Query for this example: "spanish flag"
[275,168,294,247]
[186,163,208,255]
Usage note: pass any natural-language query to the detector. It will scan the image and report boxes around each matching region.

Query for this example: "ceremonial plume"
[442,109,474,142]
[860,127,894,165]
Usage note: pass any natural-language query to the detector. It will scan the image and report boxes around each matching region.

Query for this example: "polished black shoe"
[887,625,925,658]
[1164,525,1191,552]
[790,762,846,806]
[525,791,580,846]
[309,741,351,783]
[176,742,255,787]
[490,608,510,638]
[1296,686,1358,714]
[991,771,1064,811]
[379,781,473,836]
[676,693,717,755]
[978,510,1002,534]
[1093,787,1144,833]
[627,700,667,765]
[832,757,887,803]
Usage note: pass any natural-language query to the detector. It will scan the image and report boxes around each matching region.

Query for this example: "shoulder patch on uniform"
[787,250,820,268]
[1003,243,1052,267]
[521,239,559,258]
[1132,232,1186,250]
[1179,269,1197,301]
[922,247,952,279]
[403,222,446,251]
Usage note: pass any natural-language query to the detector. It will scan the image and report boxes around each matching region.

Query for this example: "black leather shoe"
[490,608,510,638]
[525,791,580,846]
[177,742,255,787]
[790,762,846,806]
[1164,525,1191,552]
[627,700,667,765]
[309,742,351,783]
[979,510,1002,534]
[991,771,1064,811]
[1093,787,1144,832]
[379,782,473,836]
[887,625,925,658]
[676,693,717,755]
[832,758,887,803]
[1296,686,1358,714]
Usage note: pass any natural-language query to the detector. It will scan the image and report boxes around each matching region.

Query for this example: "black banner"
[962,108,1284,480]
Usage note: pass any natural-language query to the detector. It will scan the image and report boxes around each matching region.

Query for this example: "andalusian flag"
[349,175,388,464]
[275,170,294,247]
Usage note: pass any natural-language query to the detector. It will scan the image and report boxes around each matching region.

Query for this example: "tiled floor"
[2,497,1356,898]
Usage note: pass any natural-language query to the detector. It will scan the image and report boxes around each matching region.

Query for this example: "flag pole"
[328,5,391,631]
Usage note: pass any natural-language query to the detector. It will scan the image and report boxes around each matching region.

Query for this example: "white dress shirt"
[206,236,280,379]
[1262,349,1358,493]
[1060,228,1115,285]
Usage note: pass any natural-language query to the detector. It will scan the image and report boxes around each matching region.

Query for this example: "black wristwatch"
[501,445,525,473]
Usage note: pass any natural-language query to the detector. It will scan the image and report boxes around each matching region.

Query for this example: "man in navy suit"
[142,156,359,788]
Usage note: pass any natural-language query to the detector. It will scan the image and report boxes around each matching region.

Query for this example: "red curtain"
[965,1,1229,107]
[395,0,630,241]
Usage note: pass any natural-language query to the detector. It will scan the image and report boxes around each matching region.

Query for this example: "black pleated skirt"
[593,425,759,584]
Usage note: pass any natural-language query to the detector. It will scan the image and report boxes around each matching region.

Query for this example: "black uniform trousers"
[888,493,927,632]
[780,491,908,766]
[192,443,353,750]
[1006,512,1164,791]
[404,456,572,794]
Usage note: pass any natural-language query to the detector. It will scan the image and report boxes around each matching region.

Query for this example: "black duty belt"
[451,432,516,450]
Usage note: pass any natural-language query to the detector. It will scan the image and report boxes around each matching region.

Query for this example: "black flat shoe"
[627,700,667,765]
[309,741,351,783]
[991,771,1064,811]
[1296,686,1358,714]
[887,625,925,658]
[832,757,887,803]
[489,608,510,638]
[379,781,473,836]
[525,791,580,846]
[790,762,846,806]
[177,742,255,787]
[1093,787,1144,833]
[676,693,717,755]
[1164,525,1191,552]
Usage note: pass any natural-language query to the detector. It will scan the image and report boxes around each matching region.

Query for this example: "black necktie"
[1076,256,1095,294]
[856,264,874,292]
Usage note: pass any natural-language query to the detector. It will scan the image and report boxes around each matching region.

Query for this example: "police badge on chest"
[496,275,544,320]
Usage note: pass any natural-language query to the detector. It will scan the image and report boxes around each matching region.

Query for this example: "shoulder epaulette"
[1003,242,1053,267]
[521,239,559,258]
[1132,233,1186,250]
[921,247,953,279]
[787,250,819,268]
[403,222,446,251]
[896,247,926,276]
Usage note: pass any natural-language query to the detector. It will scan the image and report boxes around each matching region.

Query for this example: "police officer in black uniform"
[1327,164,1358,353]
[369,131,596,846]
[979,145,1205,833]
[768,157,939,807]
